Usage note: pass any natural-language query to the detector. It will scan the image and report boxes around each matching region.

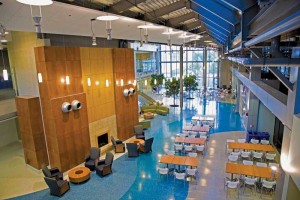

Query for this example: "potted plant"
[183,75,198,99]
[165,77,180,107]
[150,74,165,94]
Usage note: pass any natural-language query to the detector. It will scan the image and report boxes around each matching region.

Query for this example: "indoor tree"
[183,75,198,99]
[165,77,180,107]
[150,74,165,94]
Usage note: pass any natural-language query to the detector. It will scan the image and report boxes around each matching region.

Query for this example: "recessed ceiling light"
[204,40,213,43]
[16,0,53,6]
[96,15,119,21]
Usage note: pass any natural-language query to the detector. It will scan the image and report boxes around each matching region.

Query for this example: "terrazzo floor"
[1,97,276,200]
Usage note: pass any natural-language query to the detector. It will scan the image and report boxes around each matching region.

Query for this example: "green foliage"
[150,74,165,87]
[165,77,180,105]
[183,75,198,92]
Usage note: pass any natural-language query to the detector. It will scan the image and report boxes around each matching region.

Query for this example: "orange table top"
[226,163,276,179]
[174,137,205,145]
[159,155,174,163]
[159,155,199,167]
[129,139,145,145]
[185,157,199,167]
[228,142,275,152]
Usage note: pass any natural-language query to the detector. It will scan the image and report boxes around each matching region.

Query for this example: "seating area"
[141,104,169,115]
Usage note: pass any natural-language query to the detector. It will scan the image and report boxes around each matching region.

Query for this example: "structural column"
[180,46,183,109]
[203,47,207,93]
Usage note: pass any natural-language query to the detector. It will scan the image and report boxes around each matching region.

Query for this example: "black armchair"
[42,166,63,180]
[140,137,154,153]
[95,152,114,177]
[84,147,100,171]
[44,177,70,197]
[134,125,145,140]
[126,143,139,157]
[111,136,125,153]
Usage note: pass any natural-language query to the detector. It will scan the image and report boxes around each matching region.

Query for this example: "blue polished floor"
[12,99,243,200]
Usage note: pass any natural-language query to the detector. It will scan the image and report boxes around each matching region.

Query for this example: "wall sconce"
[71,100,82,111]
[106,79,109,87]
[123,89,130,96]
[61,102,72,112]
[116,80,119,86]
[3,69,8,81]
[37,73,43,83]
[95,81,99,86]
[61,77,65,83]
[65,76,70,85]
[128,80,132,84]
[133,80,136,86]
[87,78,91,86]
[120,79,124,86]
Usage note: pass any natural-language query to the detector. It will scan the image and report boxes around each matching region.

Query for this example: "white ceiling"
[0,0,204,45]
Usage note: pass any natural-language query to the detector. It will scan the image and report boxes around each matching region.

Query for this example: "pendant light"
[90,19,97,46]
[1,50,8,81]
[96,14,119,40]
[16,0,53,37]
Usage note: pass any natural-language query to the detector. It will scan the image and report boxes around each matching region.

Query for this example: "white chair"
[269,163,280,170]
[200,135,207,141]
[184,145,193,154]
[237,139,246,143]
[178,134,187,138]
[199,132,207,136]
[174,144,183,153]
[240,151,251,160]
[261,139,270,145]
[182,130,189,135]
[252,151,263,161]
[167,150,175,155]
[250,139,259,144]
[195,145,205,155]
[191,120,197,126]
[188,135,196,138]
[261,180,276,197]
[256,162,267,167]
[203,124,210,131]
[157,167,169,180]
[188,151,197,157]
[228,155,239,163]
[243,160,253,165]
[265,153,276,163]
[174,172,186,186]
[224,179,239,199]
[186,168,197,181]
[189,131,198,137]
[230,152,241,157]
[243,177,257,194]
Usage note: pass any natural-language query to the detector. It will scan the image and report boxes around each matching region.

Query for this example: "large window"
[160,45,219,88]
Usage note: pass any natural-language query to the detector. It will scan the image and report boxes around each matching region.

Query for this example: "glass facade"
[160,45,219,89]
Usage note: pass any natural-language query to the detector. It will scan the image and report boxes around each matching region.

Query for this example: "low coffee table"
[68,167,90,183]
[129,139,145,150]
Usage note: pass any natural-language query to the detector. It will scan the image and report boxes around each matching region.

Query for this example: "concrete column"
[246,66,261,132]
[203,47,207,93]
[180,46,183,109]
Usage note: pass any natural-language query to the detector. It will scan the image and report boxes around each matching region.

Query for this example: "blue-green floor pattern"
[11,101,243,200]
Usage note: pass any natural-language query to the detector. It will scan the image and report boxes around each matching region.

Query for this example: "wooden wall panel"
[113,49,139,141]
[35,46,90,172]
[15,96,49,169]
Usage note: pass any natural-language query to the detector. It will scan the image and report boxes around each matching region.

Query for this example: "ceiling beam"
[146,1,190,19]
[190,2,233,31]
[183,21,202,31]
[168,12,198,26]
[192,0,237,26]
[217,0,256,11]
[249,0,300,36]
[205,24,228,38]
[108,0,146,13]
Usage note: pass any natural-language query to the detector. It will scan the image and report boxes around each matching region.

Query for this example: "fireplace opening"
[97,133,108,148]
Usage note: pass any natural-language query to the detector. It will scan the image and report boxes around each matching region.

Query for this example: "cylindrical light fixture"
[71,100,82,111]
[61,77,65,83]
[128,80,131,84]
[65,76,70,85]
[38,73,43,83]
[87,78,91,86]
[106,79,109,87]
[3,69,8,81]
[145,79,147,86]
[95,81,99,86]
[120,79,124,86]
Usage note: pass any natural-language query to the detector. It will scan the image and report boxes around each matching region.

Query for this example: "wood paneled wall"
[15,96,48,169]
[113,49,139,140]
[80,48,115,122]
[35,46,90,172]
